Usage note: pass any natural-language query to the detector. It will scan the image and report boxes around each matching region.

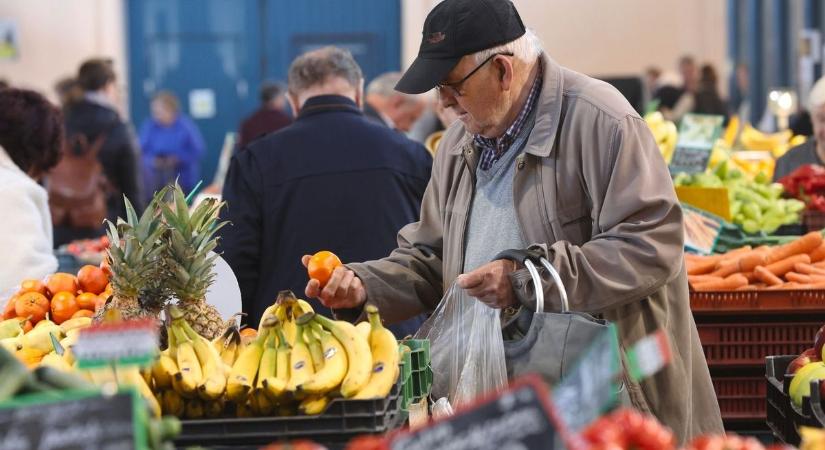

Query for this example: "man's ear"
[287,93,301,115]
[495,55,515,92]
[354,79,365,108]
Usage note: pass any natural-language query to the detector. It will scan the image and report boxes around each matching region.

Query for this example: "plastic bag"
[414,282,508,408]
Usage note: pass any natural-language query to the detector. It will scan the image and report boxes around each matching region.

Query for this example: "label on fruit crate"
[388,375,571,450]
[625,329,672,382]
[73,319,158,369]
[682,204,724,255]
[553,323,621,432]
[668,113,725,176]
[0,388,146,450]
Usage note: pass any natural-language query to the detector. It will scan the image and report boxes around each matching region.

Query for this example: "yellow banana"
[198,341,228,400]
[262,329,290,401]
[227,319,275,402]
[152,352,178,390]
[249,389,274,415]
[285,320,315,394]
[39,352,73,372]
[220,329,241,366]
[313,314,371,398]
[172,325,202,396]
[185,398,205,419]
[298,323,348,395]
[160,389,185,416]
[58,316,92,334]
[256,333,278,389]
[306,327,325,371]
[355,321,371,339]
[236,401,254,418]
[204,399,224,418]
[296,299,315,315]
[354,305,399,399]
[117,366,162,418]
[299,394,331,415]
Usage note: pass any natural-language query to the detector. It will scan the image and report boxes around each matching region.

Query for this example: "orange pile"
[2,264,112,326]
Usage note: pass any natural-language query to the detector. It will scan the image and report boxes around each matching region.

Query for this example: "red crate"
[691,290,825,315]
[697,322,820,367]
[712,377,766,419]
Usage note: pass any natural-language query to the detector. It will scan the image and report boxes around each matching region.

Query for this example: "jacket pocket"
[552,202,592,246]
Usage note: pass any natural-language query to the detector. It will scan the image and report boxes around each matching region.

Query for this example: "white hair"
[809,76,825,111]
[367,72,403,96]
[473,28,543,65]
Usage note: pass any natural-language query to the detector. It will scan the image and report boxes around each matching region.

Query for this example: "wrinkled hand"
[302,255,367,310]
[455,259,518,309]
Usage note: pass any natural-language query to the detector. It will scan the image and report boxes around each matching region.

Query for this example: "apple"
[814,324,825,360]
[803,347,822,362]
[788,354,815,375]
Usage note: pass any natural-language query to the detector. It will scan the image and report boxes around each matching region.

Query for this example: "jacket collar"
[448,52,564,158]
[297,95,362,119]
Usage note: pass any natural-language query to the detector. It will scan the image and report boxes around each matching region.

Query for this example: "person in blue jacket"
[139,91,205,199]
[216,46,432,337]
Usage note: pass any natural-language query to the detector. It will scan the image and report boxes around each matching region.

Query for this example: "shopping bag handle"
[493,248,569,314]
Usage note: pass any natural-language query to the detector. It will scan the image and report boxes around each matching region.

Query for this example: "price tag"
[625,329,672,382]
[682,204,724,255]
[668,114,725,175]
[73,319,158,369]
[388,375,572,450]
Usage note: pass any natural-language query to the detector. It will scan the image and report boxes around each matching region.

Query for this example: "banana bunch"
[644,111,678,163]
[739,123,793,157]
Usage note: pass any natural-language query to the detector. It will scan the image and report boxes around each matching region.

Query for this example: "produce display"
[686,232,825,291]
[782,324,825,408]
[150,292,400,419]
[674,161,805,234]
[779,165,825,213]
[60,235,110,264]
[645,111,678,163]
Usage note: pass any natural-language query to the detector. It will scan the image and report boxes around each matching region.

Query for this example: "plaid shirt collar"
[474,59,543,171]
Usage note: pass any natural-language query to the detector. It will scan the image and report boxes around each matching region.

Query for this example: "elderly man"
[303,0,722,442]
[363,72,425,132]
[217,47,432,338]
[774,76,825,181]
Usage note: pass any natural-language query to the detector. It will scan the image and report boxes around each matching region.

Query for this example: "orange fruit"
[77,265,108,295]
[46,273,78,297]
[19,279,47,296]
[50,291,79,325]
[3,295,18,320]
[15,292,49,323]
[94,295,108,312]
[71,309,94,319]
[307,251,342,288]
[76,292,99,311]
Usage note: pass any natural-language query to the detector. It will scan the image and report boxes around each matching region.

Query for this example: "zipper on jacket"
[457,145,477,274]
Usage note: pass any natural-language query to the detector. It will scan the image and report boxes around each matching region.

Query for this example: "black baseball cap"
[395,0,526,94]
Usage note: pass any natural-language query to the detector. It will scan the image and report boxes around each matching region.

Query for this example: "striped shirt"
[474,60,544,171]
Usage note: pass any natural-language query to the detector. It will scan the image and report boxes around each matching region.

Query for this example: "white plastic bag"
[414,282,508,408]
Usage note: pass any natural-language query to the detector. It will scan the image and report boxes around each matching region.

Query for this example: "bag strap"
[493,248,569,314]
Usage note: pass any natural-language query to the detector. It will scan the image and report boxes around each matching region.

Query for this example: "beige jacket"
[348,53,723,442]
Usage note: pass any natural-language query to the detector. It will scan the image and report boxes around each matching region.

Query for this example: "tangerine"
[50,292,79,324]
[19,279,47,296]
[76,292,99,311]
[46,273,78,297]
[71,309,94,319]
[77,265,108,294]
[3,295,18,320]
[15,292,49,323]
[307,251,342,288]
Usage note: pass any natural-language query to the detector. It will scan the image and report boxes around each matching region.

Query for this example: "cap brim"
[395,56,462,94]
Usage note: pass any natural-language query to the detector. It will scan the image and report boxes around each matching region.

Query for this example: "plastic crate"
[808,379,825,428]
[399,346,413,410]
[766,355,798,445]
[691,290,825,315]
[402,339,432,402]
[712,376,766,419]
[176,374,406,447]
[698,322,820,367]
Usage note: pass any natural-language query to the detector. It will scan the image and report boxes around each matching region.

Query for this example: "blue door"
[126,0,401,186]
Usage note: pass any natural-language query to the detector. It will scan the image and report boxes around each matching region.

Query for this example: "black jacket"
[217,95,432,337]
[55,99,143,246]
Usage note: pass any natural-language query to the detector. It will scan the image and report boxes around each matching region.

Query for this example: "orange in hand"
[307,251,342,288]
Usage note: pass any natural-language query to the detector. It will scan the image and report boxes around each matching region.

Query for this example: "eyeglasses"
[435,52,514,97]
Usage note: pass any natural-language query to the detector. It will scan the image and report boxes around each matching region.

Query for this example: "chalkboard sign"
[0,388,145,450]
[388,375,569,450]
[668,114,725,175]
[553,324,620,432]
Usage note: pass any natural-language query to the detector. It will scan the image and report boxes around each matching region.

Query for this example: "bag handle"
[493,248,569,314]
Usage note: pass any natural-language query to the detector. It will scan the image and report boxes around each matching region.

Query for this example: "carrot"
[709,259,740,278]
[814,261,825,269]
[754,266,783,286]
[692,274,749,291]
[742,271,757,283]
[786,272,813,284]
[794,263,825,277]
[736,285,758,291]
[767,282,800,290]
[764,254,812,276]
[735,252,768,272]
[687,259,722,276]
[688,275,723,286]
[811,241,825,263]
[766,232,824,264]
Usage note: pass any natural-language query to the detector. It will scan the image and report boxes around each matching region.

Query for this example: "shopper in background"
[55,58,143,247]
[692,64,728,119]
[217,46,432,337]
[773,77,825,181]
[139,91,206,201]
[54,77,83,110]
[0,89,62,293]
[237,81,292,150]
[303,0,722,443]
[363,72,425,132]
[663,55,699,122]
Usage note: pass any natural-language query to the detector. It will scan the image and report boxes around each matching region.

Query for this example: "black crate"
[766,355,798,445]
[809,379,825,428]
[176,377,406,447]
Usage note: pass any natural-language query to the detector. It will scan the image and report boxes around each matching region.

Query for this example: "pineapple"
[97,191,169,321]
[160,184,228,340]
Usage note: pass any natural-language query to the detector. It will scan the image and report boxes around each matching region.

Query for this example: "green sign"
[668,114,725,175]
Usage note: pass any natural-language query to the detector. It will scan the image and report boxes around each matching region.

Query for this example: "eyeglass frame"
[435,52,515,97]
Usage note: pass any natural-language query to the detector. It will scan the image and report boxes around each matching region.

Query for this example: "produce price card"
[668,114,725,175]
[682,204,724,255]
[74,319,158,369]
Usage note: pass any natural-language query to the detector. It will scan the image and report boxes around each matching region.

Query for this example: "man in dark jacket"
[55,58,143,246]
[237,81,292,150]
[217,46,432,337]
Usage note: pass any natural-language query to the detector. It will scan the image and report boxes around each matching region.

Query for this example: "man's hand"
[302,255,367,309]
[455,259,518,309]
